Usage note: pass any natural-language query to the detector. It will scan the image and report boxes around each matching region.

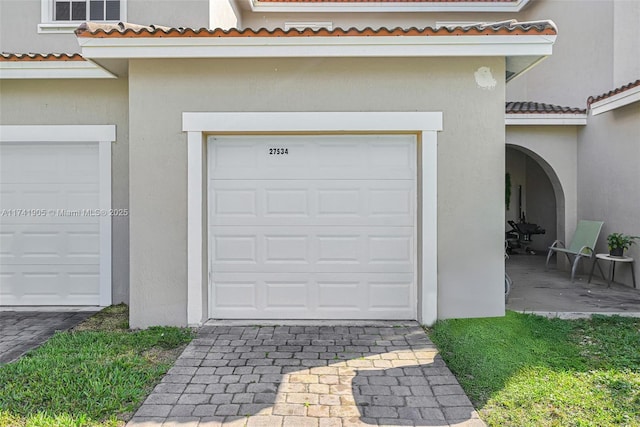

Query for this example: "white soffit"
[590,85,640,116]
[248,0,531,13]
[78,35,555,60]
[0,59,116,79]
[505,113,587,126]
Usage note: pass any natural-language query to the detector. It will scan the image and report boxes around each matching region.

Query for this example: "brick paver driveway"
[0,310,95,364]
[128,322,484,427]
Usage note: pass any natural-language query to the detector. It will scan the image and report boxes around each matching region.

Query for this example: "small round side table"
[588,254,637,289]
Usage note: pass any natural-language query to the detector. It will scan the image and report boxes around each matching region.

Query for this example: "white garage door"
[208,135,417,319]
[0,142,101,305]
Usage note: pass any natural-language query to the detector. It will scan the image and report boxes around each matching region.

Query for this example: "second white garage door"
[208,134,416,319]
[0,142,101,305]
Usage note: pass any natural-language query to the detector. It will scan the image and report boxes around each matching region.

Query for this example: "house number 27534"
[269,148,289,155]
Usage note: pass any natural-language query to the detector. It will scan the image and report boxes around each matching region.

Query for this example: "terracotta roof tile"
[0,53,85,62]
[75,20,556,38]
[587,79,640,106]
[506,102,586,114]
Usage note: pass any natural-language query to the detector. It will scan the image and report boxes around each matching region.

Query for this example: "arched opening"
[506,144,566,254]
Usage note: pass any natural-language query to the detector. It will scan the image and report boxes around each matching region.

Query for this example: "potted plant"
[607,232,639,257]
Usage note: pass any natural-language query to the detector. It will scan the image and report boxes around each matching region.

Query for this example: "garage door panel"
[264,235,310,264]
[265,189,308,217]
[317,189,360,216]
[317,235,360,265]
[369,235,413,264]
[0,224,100,265]
[214,281,257,309]
[265,282,308,309]
[316,281,360,309]
[0,264,100,305]
[210,180,414,226]
[370,143,414,168]
[0,183,100,224]
[0,143,98,184]
[211,273,414,319]
[210,136,415,180]
[213,235,257,264]
[210,226,414,273]
[369,189,412,217]
[369,280,413,310]
[212,189,257,217]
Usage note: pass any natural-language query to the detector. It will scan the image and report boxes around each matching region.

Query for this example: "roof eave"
[505,113,587,126]
[247,0,531,13]
[0,58,117,79]
[589,85,640,116]
[77,34,556,62]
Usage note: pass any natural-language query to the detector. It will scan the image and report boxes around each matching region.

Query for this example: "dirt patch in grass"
[71,303,130,332]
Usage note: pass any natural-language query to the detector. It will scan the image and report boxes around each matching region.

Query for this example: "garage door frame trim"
[183,112,442,326]
[0,125,116,307]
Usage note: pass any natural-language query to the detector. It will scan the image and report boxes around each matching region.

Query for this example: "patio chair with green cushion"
[546,220,604,282]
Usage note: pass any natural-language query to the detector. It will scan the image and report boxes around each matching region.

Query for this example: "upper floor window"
[39,0,126,33]
[54,0,120,21]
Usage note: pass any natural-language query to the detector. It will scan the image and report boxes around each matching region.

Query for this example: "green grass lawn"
[428,311,640,427]
[0,305,194,427]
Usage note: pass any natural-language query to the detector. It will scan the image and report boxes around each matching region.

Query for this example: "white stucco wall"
[578,102,640,286]
[0,78,130,304]
[0,0,80,53]
[238,0,619,109]
[128,0,209,28]
[210,0,241,29]
[0,0,209,54]
[127,56,506,327]
[613,0,640,87]
[506,0,614,107]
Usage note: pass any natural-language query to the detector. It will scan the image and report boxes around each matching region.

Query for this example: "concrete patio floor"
[506,253,640,317]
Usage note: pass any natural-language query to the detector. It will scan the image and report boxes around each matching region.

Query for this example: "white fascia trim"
[37,23,83,34]
[0,125,116,307]
[98,137,112,307]
[421,130,438,326]
[182,112,442,326]
[284,21,333,31]
[590,86,640,116]
[250,0,529,13]
[187,131,204,326]
[505,114,587,126]
[0,125,116,142]
[78,35,555,59]
[183,112,443,132]
[0,59,116,79]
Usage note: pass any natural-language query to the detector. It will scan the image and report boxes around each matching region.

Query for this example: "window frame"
[38,0,127,34]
